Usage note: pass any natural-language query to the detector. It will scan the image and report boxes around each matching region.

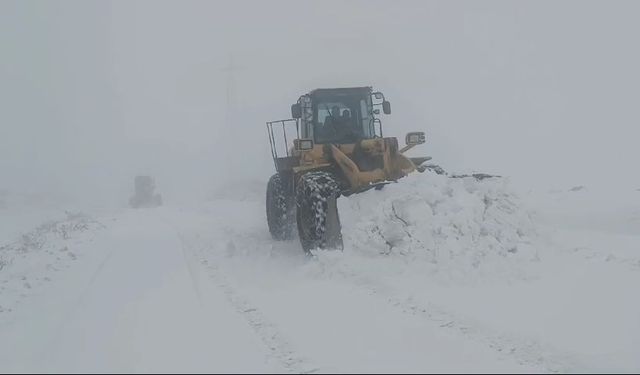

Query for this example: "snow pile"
[331,171,540,283]
[0,212,104,316]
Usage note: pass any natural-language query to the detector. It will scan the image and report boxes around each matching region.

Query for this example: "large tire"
[295,171,343,253]
[266,173,294,240]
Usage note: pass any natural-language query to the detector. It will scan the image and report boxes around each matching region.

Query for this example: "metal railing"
[266,118,299,171]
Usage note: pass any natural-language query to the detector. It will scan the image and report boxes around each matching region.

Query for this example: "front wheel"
[266,173,294,240]
[295,171,343,253]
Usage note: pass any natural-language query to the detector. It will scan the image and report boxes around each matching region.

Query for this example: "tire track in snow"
[39,218,114,362]
[175,232,205,308]
[176,235,319,374]
[311,257,585,373]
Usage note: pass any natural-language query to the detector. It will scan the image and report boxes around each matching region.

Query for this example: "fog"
[2,0,639,208]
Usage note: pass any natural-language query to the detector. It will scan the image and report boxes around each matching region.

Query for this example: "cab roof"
[308,86,373,98]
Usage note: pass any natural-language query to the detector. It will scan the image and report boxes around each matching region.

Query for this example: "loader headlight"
[294,138,314,151]
[405,132,426,146]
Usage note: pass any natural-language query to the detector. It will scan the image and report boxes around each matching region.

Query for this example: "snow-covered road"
[0,211,282,373]
[1,173,639,373]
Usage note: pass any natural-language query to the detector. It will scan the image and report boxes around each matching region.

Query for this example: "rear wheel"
[295,171,343,253]
[266,173,294,240]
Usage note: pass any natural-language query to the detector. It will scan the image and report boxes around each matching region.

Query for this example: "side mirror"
[294,138,314,151]
[405,131,425,146]
[382,101,391,114]
[291,103,302,119]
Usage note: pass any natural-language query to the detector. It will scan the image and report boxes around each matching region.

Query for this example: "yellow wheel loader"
[266,87,431,253]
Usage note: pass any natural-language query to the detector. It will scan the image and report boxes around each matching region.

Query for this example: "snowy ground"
[0,172,638,373]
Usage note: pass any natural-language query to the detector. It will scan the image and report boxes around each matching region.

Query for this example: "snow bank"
[323,171,541,284]
[0,212,104,316]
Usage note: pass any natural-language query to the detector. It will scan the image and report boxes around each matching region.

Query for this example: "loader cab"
[292,87,390,145]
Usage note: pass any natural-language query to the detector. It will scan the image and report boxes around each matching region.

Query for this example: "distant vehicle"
[129,175,162,208]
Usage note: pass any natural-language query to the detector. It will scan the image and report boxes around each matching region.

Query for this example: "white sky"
[1,0,639,206]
